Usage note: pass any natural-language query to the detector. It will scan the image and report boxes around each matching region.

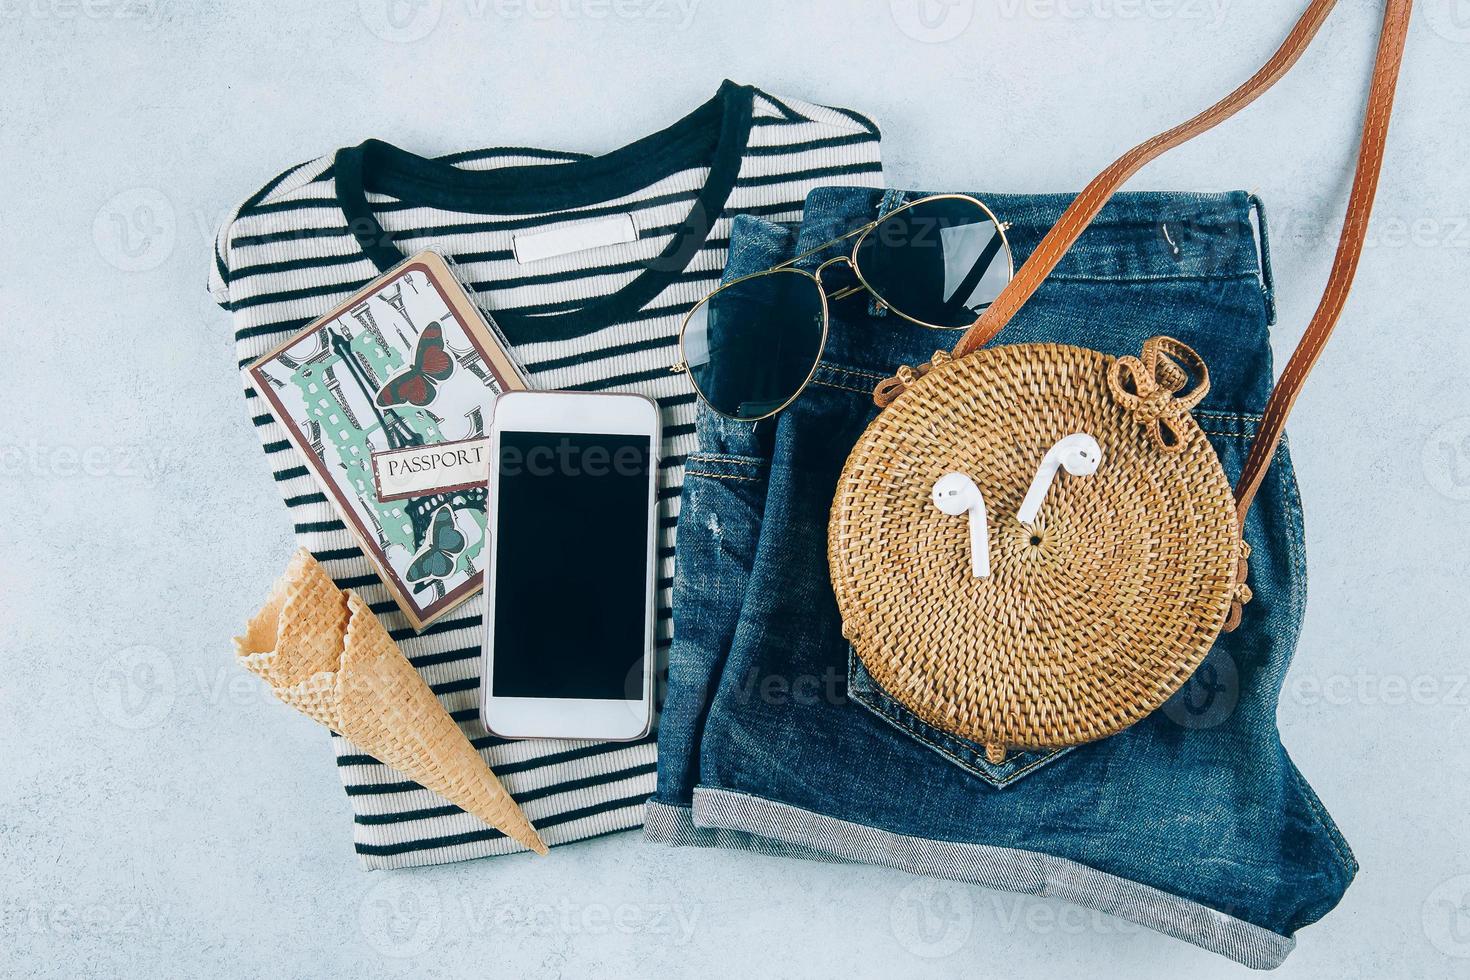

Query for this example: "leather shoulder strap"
[1230,0,1410,522]
[944,0,1412,524]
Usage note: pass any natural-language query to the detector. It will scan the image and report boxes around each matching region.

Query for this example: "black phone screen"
[491,430,652,700]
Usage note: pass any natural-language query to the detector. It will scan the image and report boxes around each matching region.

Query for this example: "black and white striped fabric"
[211,81,883,869]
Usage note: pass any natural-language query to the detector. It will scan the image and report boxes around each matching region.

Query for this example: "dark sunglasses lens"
[854,197,1011,328]
[684,271,825,421]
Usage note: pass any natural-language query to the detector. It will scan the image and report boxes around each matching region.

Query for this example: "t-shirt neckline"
[332,80,755,345]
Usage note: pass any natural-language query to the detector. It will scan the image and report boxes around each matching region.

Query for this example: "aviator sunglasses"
[671,194,1014,422]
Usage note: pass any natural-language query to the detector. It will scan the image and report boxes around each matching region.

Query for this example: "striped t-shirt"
[211,81,883,869]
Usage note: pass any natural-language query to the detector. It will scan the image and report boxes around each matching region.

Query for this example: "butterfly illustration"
[376,321,454,408]
[405,505,467,585]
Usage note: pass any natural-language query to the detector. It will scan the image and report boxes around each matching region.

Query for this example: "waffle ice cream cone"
[235,549,547,856]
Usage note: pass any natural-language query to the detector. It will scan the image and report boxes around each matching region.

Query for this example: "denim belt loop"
[875,186,909,219]
[1249,193,1278,326]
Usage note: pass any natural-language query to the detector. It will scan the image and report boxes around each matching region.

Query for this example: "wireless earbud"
[932,473,990,578]
[1016,433,1103,525]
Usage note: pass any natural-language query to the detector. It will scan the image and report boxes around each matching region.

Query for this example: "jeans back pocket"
[846,648,1074,788]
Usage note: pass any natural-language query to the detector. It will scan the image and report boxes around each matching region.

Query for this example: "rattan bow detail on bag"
[829,0,1410,763]
[1106,336,1210,454]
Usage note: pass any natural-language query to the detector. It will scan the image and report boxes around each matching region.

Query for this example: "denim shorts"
[647,186,1356,969]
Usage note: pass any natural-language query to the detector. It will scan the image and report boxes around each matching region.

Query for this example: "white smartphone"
[480,391,659,741]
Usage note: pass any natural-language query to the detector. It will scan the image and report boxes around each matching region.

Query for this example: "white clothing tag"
[512,213,638,264]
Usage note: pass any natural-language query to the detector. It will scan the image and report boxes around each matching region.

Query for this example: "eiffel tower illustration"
[447,340,494,387]
[463,406,485,438]
[380,408,419,448]
[328,326,423,451]
[348,302,391,371]
[267,349,303,390]
[335,458,389,548]
[380,280,416,333]
[362,501,389,549]
[305,420,327,465]
[321,367,363,431]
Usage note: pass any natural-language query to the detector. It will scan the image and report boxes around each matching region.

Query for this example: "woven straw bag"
[829,0,1410,764]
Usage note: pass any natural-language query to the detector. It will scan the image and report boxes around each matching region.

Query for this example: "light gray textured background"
[2,1,1467,977]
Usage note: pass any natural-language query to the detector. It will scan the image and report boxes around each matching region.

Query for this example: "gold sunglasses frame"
[672,193,1014,422]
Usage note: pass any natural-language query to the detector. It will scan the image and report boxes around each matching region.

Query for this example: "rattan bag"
[829,0,1409,763]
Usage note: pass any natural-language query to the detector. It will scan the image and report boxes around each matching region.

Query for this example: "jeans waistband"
[754,185,1276,415]
[798,186,1265,285]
